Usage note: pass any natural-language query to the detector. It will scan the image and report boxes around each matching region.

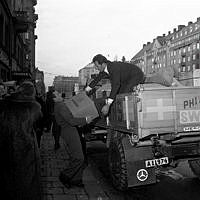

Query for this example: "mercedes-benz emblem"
[136,169,148,182]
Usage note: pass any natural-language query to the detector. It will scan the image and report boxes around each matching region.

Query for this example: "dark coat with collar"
[0,99,42,200]
[89,61,144,99]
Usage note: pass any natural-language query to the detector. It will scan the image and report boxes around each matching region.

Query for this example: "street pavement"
[40,131,110,200]
[40,133,200,200]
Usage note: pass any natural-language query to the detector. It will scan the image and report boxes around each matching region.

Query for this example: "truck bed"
[96,85,200,140]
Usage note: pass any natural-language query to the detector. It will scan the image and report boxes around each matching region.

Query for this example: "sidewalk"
[40,131,109,200]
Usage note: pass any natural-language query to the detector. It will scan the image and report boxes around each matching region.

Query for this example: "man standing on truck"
[85,54,144,116]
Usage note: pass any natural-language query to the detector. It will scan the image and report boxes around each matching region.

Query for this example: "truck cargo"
[92,84,200,191]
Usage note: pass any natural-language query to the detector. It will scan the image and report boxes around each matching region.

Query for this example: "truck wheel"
[189,159,200,177]
[108,132,128,191]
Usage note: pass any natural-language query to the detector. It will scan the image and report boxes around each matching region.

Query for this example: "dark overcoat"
[0,99,42,200]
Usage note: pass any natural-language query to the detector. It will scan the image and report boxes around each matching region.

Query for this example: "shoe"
[59,173,71,188]
[71,180,84,187]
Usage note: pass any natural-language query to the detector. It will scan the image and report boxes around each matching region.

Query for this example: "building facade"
[53,76,79,97]
[35,67,45,97]
[78,63,99,86]
[0,0,38,83]
[131,17,200,86]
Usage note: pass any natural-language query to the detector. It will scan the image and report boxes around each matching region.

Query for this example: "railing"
[13,11,29,33]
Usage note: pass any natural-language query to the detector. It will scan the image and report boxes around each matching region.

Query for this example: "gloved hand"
[101,104,110,116]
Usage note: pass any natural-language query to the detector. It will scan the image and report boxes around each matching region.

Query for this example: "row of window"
[148,63,200,73]
[172,23,200,41]
[0,5,28,67]
[145,42,200,62]
[171,42,200,56]
[172,33,200,48]
[179,64,200,72]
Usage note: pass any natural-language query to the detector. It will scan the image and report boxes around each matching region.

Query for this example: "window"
[178,58,181,63]
[182,66,186,72]
[197,43,200,49]
[193,64,196,70]
[183,47,186,53]
[193,54,196,60]
[188,66,191,71]
[193,44,196,50]
[0,14,4,45]
[188,46,191,51]
[188,56,191,62]
[25,32,29,39]
[183,57,186,62]
[5,23,9,51]
[185,30,188,35]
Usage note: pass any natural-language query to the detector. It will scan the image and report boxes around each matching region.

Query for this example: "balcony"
[181,52,186,57]
[12,70,32,79]
[13,11,30,33]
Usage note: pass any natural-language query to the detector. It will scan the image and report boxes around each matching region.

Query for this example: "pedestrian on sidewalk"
[35,93,46,148]
[52,92,67,150]
[45,86,55,132]
[52,116,61,150]
[0,81,42,200]
[53,91,93,188]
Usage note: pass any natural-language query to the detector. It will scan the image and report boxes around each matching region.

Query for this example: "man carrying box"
[53,91,93,188]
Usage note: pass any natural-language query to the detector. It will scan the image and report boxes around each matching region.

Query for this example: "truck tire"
[189,159,200,177]
[108,132,128,191]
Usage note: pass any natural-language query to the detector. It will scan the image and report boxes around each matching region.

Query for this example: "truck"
[91,83,200,191]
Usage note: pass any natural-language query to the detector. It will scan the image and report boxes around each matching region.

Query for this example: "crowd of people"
[0,77,95,199]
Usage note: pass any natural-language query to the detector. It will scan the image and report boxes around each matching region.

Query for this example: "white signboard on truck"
[193,69,200,86]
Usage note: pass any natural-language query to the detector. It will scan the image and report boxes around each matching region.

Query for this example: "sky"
[35,0,200,87]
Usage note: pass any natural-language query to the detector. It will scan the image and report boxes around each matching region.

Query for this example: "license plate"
[145,157,169,168]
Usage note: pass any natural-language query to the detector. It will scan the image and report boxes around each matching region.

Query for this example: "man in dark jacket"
[85,54,144,115]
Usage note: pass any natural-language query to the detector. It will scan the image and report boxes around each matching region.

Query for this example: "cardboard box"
[64,92,99,120]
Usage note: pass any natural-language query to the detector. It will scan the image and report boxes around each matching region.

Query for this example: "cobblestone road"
[40,131,110,200]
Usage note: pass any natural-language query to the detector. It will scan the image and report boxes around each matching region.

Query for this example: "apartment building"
[53,76,79,97]
[0,0,38,82]
[78,63,99,86]
[131,17,200,86]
